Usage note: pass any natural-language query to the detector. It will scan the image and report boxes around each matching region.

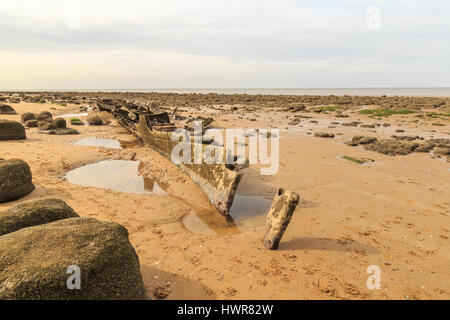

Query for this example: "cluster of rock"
[20,111,79,135]
[0,198,145,300]
[0,157,145,299]
[2,91,450,110]
[346,135,450,159]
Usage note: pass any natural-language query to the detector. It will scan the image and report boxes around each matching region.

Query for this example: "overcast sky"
[0,0,449,89]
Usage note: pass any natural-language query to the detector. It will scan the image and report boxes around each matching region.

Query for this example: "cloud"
[0,0,449,88]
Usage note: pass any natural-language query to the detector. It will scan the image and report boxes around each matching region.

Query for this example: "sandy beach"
[1,92,449,300]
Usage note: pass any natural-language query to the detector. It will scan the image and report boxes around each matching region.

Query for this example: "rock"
[0,120,26,140]
[53,117,67,129]
[0,199,79,236]
[364,139,418,156]
[0,217,145,300]
[0,104,16,115]
[262,189,300,250]
[37,111,53,123]
[342,122,360,127]
[98,111,113,124]
[70,118,83,125]
[86,115,102,125]
[351,136,377,145]
[0,159,35,203]
[415,143,434,153]
[429,138,450,148]
[434,147,450,156]
[153,286,170,299]
[393,135,417,141]
[314,132,335,138]
[57,128,79,135]
[38,122,57,130]
[403,142,419,152]
[359,137,377,144]
[21,112,36,123]
[25,119,39,128]
[344,141,358,147]
[288,105,305,112]
[38,128,79,135]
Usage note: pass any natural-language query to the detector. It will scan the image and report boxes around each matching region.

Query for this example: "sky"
[0,0,449,89]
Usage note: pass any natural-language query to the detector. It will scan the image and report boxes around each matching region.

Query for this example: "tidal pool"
[182,194,272,236]
[65,160,168,195]
[73,137,122,149]
[59,112,89,118]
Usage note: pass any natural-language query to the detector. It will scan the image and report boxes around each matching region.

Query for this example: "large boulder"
[53,117,67,129]
[0,104,16,115]
[0,159,35,203]
[0,217,145,300]
[0,120,26,140]
[0,198,78,236]
[21,112,36,123]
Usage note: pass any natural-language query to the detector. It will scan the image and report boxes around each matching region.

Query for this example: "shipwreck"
[98,100,243,215]
[97,100,300,249]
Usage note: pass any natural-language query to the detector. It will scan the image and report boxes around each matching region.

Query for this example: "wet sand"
[0,98,449,300]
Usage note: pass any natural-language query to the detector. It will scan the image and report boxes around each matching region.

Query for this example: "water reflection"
[65,160,168,194]
[182,194,272,236]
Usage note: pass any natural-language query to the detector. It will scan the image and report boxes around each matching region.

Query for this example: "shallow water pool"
[65,160,168,195]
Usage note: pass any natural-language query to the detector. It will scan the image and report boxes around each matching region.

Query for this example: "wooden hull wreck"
[98,102,243,215]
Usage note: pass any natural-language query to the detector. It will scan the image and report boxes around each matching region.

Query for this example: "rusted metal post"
[263,188,300,250]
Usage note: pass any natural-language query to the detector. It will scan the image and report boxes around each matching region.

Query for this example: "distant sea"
[5,88,450,97]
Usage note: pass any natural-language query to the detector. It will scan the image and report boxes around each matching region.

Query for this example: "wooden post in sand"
[263,188,300,250]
